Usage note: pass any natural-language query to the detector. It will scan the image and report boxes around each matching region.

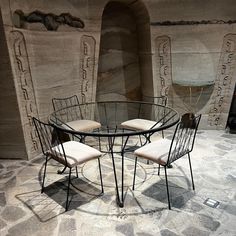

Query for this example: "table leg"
[108,135,129,208]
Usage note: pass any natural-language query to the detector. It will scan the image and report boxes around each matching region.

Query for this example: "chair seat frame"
[132,113,201,209]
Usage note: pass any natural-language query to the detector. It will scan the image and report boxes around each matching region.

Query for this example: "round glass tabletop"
[49,100,180,137]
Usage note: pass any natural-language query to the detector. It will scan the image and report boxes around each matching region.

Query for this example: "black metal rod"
[164,166,171,210]
[41,156,48,193]
[66,168,72,211]
[57,166,67,174]
[132,156,138,190]
[158,164,161,176]
[121,151,124,203]
[75,166,78,178]
[108,136,121,206]
[188,153,195,190]
[150,110,173,129]
[98,158,104,193]
[120,136,129,206]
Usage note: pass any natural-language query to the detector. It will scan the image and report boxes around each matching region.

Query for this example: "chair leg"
[132,156,138,190]
[98,136,101,152]
[164,166,171,210]
[158,164,161,176]
[146,137,151,165]
[188,153,195,190]
[66,168,72,211]
[81,135,86,143]
[97,158,104,193]
[75,166,78,178]
[41,156,48,193]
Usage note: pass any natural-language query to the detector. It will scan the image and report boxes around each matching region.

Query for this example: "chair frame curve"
[132,113,201,210]
[33,117,104,211]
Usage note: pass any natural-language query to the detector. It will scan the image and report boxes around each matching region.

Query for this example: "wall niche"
[97,1,153,101]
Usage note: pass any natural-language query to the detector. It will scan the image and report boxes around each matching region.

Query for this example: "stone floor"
[0,130,236,236]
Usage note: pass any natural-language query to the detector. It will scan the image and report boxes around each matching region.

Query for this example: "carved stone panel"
[80,35,96,119]
[154,36,172,96]
[10,30,39,158]
[208,34,236,128]
[80,35,96,103]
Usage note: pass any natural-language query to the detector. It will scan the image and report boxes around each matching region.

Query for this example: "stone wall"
[0,9,27,159]
[0,0,236,159]
[149,0,236,129]
[0,0,106,159]
[151,25,236,129]
[97,1,142,101]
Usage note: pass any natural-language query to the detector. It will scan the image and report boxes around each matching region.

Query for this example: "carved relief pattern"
[155,36,172,96]
[208,34,236,127]
[10,31,39,154]
[80,35,96,103]
[80,35,96,118]
[13,10,84,31]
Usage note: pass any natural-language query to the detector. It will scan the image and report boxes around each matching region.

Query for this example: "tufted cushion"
[121,119,162,131]
[134,138,171,165]
[49,141,102,168]
[62,119,101,132]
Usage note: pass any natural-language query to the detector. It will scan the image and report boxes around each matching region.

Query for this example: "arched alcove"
[96,1,153,101]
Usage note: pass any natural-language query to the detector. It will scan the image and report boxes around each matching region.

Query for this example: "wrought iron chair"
[132,113,201,209]
[52,95,101,132]
[33,117,104,211]
[121,95,167,144]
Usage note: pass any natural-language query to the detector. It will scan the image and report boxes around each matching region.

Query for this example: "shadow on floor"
[142,178,195,209]
[15,177,103,222]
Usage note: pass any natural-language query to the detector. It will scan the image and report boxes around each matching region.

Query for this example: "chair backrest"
[167,113,201,165]
[52,95,79,111]
[52,95,83,123]
[33,117,68,165]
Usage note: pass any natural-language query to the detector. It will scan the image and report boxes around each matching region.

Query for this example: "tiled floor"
[0,130,236,236]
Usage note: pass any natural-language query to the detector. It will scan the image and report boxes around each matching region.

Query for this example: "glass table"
[49,100,180,207]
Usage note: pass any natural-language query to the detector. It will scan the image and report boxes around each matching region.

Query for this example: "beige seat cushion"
[134,139,171,165]
[50,141,102,168]
[121,119,162,131]
[62,119,101,132]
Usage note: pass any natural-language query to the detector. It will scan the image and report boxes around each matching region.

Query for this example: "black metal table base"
[108,134,130,208]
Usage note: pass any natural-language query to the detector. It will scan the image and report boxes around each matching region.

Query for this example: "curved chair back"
[52,95,83,123]
[52,95,79,111]
[167,113,201,166]
[33,117,68,166]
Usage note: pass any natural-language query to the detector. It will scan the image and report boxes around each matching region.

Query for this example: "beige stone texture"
[0,9,27,159]
[0,0,236,159]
